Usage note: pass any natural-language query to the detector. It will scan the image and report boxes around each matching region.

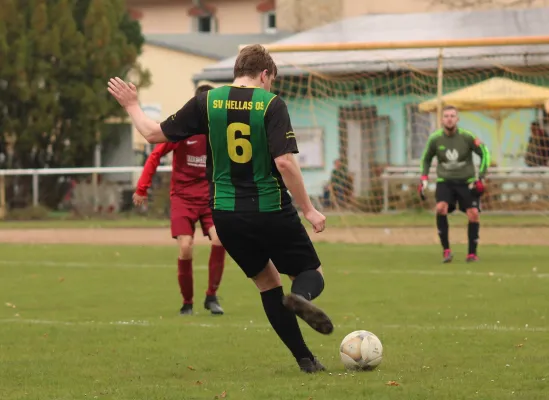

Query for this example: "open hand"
[108,77,138,108]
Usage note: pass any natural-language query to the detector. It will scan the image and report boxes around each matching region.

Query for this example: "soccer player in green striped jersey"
[418,105,491,263]
[108,45,332,373]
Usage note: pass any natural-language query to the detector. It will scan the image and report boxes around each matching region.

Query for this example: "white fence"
[0,166,173,211]
[1,165,549,213]
[381,166,549,212]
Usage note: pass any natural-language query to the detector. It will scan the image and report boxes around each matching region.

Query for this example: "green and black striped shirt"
[160,85,298,212]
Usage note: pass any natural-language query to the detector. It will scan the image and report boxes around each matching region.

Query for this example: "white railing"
[1,165,549,213]
[0,166,173,208]
[381,166,549,212]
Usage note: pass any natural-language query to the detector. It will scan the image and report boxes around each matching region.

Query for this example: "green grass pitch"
[1,242,548,399]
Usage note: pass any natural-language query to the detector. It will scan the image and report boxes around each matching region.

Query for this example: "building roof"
[145,32,291,60]
[193,8,549,82]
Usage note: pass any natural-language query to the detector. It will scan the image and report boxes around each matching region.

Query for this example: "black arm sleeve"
[160,93,208,142]
[264,96,299,158]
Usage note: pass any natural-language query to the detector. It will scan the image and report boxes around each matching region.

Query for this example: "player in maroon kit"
[133,85,226,316]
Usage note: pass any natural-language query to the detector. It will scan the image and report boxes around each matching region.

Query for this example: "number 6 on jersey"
[227,122,252,164]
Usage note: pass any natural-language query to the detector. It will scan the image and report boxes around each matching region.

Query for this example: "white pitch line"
[380,323,549,333]
[0,318,150,326]
[362,269,549,279]
[1,259,546,279]
[1,318,547,333]
[0,260,208,270]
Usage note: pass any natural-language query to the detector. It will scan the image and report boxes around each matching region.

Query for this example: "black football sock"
[291,269,324,301]
[436,214,450,250]
[468,222,480,255]
[261,286,314,361]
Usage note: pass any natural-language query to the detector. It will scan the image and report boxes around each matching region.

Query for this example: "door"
[339,106,377,197]
[375,116,391,165]
[346,120,369,196]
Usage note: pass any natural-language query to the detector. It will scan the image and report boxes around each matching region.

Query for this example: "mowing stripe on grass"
[1,260,547,279]
[1,318,547,333]
[0,260,208,270]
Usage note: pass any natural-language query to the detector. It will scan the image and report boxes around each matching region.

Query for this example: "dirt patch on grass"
[0,226,547,246]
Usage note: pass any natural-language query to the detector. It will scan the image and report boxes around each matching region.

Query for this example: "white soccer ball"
[339,330,383,370]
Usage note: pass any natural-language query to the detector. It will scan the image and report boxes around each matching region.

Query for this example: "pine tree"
[0,0,149,208]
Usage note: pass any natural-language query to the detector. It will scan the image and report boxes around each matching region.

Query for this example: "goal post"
[239,36,549,215]
[241,35,549,52]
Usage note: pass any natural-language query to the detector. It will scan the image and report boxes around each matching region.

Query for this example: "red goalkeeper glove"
[418,175,428,201]
[469,178,486,196]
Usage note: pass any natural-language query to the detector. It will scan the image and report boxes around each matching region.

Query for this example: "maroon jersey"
[136,136,209,207]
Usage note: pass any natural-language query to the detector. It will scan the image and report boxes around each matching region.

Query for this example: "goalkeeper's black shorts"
[435,180,481,213]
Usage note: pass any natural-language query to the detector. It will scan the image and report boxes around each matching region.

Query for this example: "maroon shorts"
[170,196,213,239]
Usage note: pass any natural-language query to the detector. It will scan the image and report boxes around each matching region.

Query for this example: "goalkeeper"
[418,105,491,263]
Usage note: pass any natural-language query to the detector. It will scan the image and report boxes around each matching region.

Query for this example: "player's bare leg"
[204,226,225,315]
[177,235,194,315]
[254,261,325,373]
[436,202,453,263]
[466,208,480,262]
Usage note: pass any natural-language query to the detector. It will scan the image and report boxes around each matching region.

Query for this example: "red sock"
[206,245,226,297]
[177,259,193,304]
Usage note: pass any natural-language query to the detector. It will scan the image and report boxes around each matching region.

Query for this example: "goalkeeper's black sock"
[261,286,314,361]
[436,214,450,250]
[468,222,480,255]
[291,269,324,301]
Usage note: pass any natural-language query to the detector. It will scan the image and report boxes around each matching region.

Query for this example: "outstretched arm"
[108,78,167,143]
[135,143,177,196]
[108,77,207,143]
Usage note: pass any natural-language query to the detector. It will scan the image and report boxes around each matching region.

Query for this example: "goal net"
[268,41,549,216]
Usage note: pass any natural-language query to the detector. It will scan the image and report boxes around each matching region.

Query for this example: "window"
[406,104,436,163]
[263,11,276,33]
[194,15,215,33]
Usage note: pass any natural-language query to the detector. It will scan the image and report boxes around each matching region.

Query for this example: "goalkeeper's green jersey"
[160,85,299,212]
[420,128,491,182]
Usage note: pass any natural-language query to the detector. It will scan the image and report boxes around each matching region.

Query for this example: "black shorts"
[212,207,321,278]
[435,181,481,213]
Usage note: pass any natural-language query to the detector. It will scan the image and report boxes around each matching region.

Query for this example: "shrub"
[6,205,51,220]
